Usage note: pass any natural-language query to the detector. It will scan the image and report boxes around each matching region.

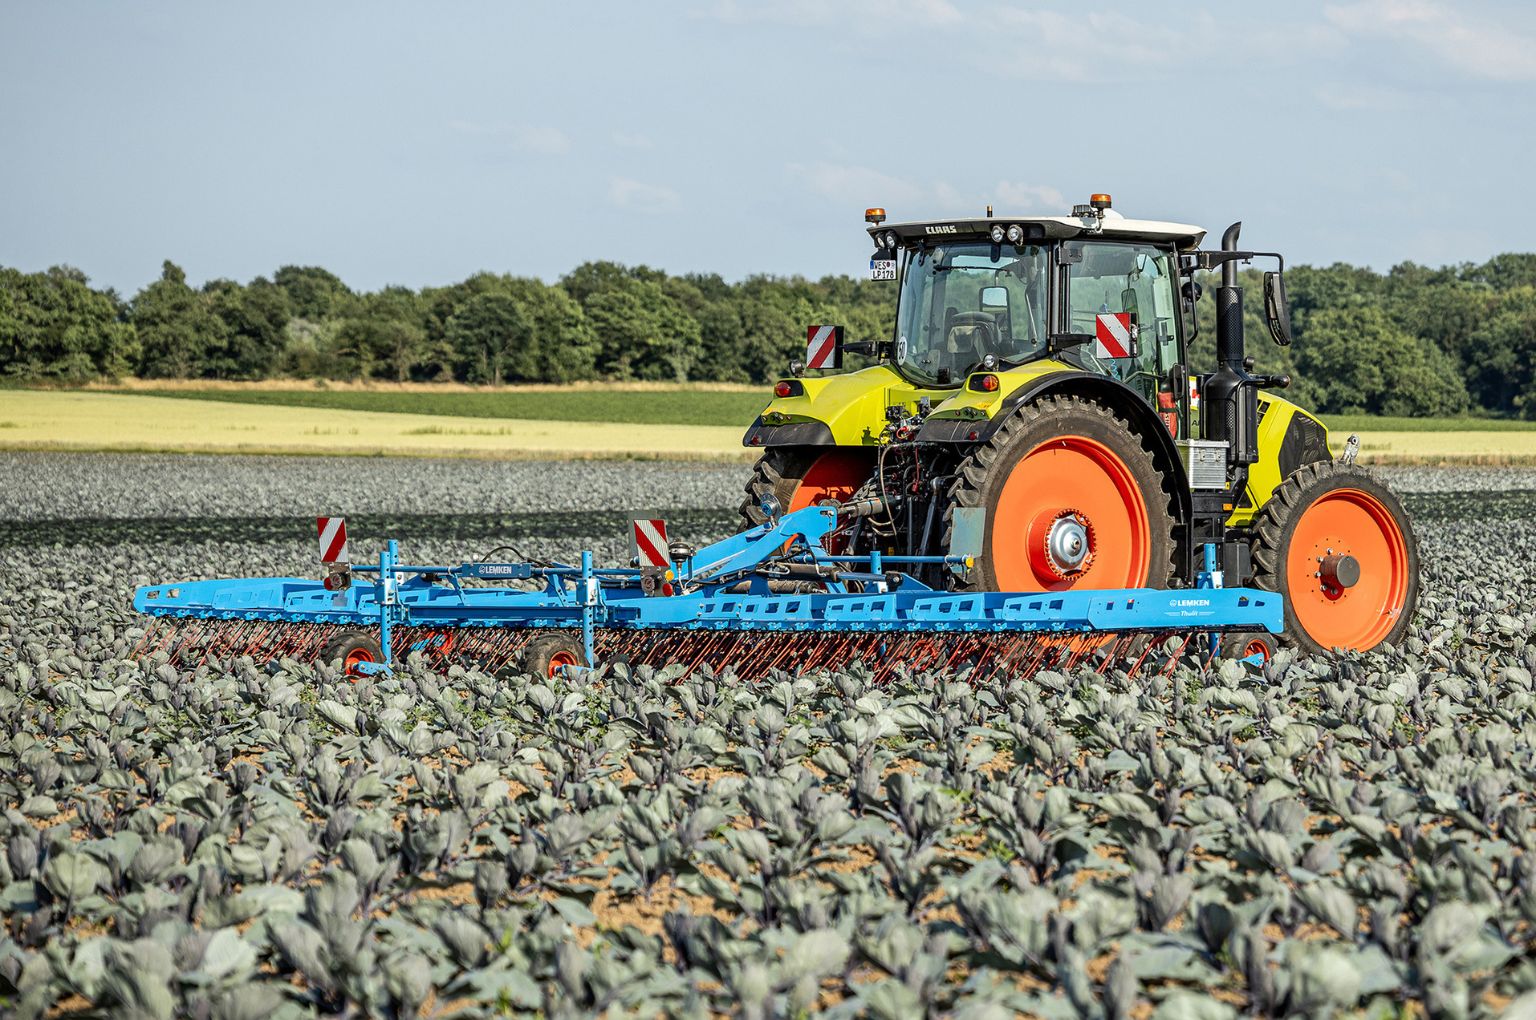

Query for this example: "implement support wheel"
[1221,631,1277,666]
[322,631,384,678]
[522,632,585,679]
[948,396,1175,592]
[1252,461,1418,655]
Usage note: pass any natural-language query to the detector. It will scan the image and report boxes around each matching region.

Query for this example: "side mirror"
[1180,279,1203,308]
[980,286,1009,310]
[1263,272,1292,346]
[1119,287,1140,324]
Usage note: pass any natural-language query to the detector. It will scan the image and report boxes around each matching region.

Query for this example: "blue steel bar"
[132,503,1285,671]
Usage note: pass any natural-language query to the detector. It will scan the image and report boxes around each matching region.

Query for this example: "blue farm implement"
[132,502,1283,680]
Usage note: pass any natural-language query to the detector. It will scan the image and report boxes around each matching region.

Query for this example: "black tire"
[946,396,1176,592]
[738,447,875,528]
[739,448,818,527]
[521,631,585,678]
[1251,461,1419,656]
[322,631,383,676]
[1220,631,1277,664]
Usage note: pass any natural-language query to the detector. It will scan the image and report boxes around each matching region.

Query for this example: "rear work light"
[773,380,804,398]
[969,373,1001,392]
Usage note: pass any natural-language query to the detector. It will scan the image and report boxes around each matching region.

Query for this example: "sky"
[2,0,1535,295]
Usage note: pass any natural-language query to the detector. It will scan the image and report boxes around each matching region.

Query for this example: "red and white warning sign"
[632,519,670,568]
[805,325,843,370]
[1093,312,1136,360]
[317,516,349,564]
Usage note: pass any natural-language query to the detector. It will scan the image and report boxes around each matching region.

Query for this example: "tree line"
[4,254,1536,418]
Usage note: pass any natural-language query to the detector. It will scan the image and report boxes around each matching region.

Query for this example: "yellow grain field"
[1350,430,1536,465]
[4,390,1536,464]
[0,391,752,461]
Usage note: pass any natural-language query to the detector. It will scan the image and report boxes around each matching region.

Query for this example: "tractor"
[739,195,1418,656]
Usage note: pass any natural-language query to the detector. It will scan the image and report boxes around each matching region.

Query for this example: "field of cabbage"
[3,452,1536,1019]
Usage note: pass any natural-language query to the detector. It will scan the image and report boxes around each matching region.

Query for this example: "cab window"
[894,242,1048,386]
[1064,241,1180,405]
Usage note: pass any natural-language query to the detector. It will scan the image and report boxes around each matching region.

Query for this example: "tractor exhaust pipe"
[1204,222,1259,466]
[1216,221,1243,369]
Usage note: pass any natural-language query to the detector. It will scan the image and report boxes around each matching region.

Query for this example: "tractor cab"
[869,198,1205,410]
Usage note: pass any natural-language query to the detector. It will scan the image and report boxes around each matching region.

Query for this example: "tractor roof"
[870,213,1207,250]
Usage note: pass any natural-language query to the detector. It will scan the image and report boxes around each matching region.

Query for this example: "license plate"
[869,259,897,281]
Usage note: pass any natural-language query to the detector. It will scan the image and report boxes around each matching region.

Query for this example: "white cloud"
[705,0,959,28]
[609,177,680,213]
[786,162,925,207]
[612,130,654,150]
[992,181,1066,213]
[448,121,572,155]
[985,8,1221,82]
[788,162,1065,217]
[706,2,1210,80]
[1312,82,1453,111]
[1325,0,1536,81]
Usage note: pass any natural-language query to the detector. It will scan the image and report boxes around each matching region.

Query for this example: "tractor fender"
[919,371,1193,522]
[742,417,836,447]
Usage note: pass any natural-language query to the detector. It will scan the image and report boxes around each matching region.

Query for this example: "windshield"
[894,241,1048,386]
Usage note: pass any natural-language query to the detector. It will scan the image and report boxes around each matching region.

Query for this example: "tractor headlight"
[883,231,898,249]
[1006,223,1025,245]
[989,224,1006,244]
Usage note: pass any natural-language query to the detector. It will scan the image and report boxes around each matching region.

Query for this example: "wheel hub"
[1028,509,1095,580]
[1319,552,1360,592]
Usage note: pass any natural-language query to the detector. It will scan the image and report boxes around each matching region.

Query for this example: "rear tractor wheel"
[1252,461,1418,655]
[739,447,874,537]
[948,396,1176,592]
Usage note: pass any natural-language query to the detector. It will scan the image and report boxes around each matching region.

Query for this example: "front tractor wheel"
[1252,461,1418,655]
[948,396,1175,592]
[739,447,875,528]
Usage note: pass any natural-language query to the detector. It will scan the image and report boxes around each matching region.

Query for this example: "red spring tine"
[1161,634,1192,677]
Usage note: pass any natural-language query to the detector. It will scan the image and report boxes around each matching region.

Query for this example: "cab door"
[1061,240,1185,436]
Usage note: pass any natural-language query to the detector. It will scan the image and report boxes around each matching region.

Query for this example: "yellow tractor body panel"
[925,361,1081,421]
[757,360,1087,443]
[1229,393,1332,528]
[756,360,1331,533]
[758,364,948,445]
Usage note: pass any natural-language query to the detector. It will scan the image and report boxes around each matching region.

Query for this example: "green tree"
[584,278,699,381]
[1464,286,1536,417]
[203,277,291,378]
[0,266,137,380]
[274,266,351,320]
[561,261,666,306]
[445,291,534,384]
[504,280,597,382]
[1295,306,1469,416]
[132,261,228,378]
[333,287,426,381]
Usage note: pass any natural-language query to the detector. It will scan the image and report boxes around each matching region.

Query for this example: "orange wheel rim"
[989,435,1151,591]
[787,450,870,513]
[1244,639,1271,663]
[787,449,871,553]
[548,650,579,677]
[343,646,374,676]
[1287,488,1409,651]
